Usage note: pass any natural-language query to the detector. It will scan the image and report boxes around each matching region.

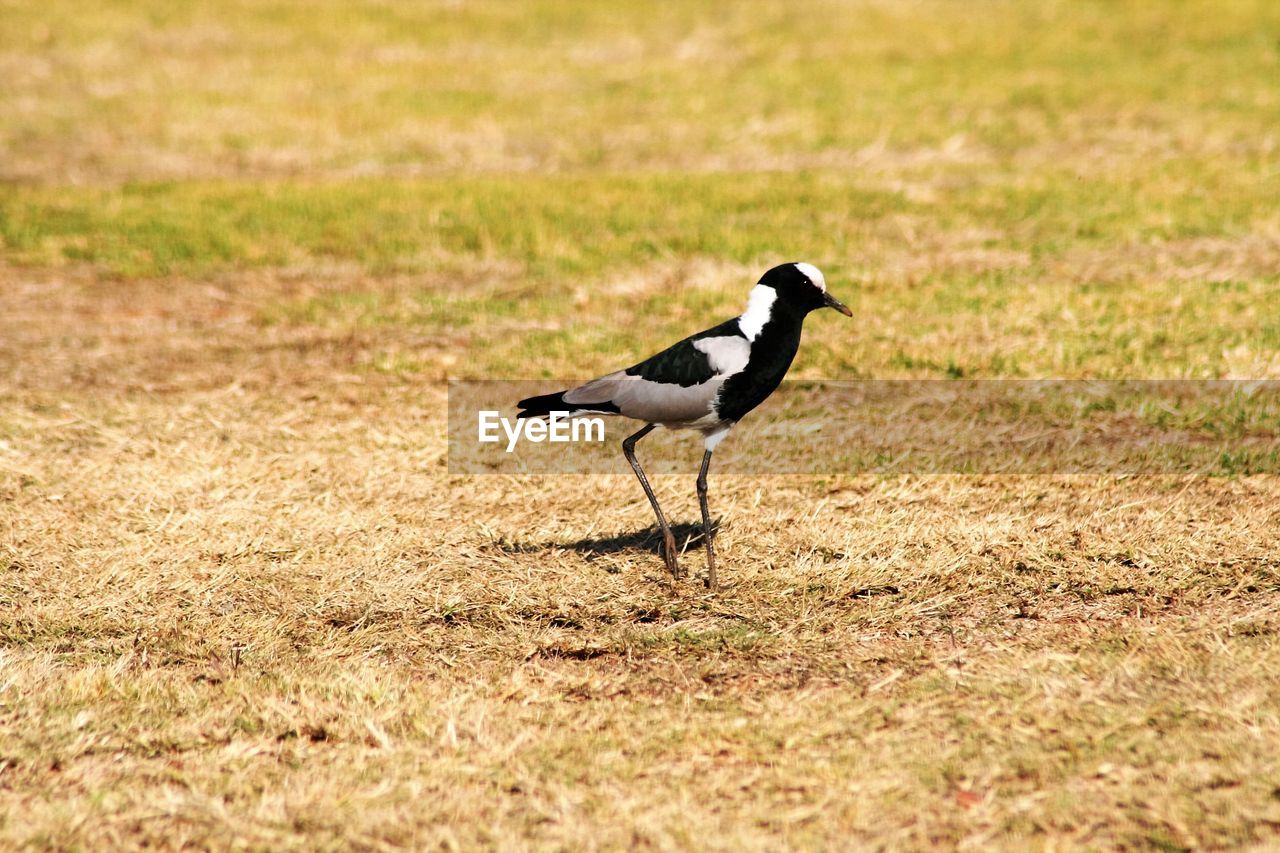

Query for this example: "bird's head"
[758,262,852,317]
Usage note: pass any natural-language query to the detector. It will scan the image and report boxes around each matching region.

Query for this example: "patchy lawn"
[2,0,1279,847]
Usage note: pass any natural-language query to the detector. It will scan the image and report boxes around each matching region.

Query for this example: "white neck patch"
[737,284,776,340]
[794,262,826,292]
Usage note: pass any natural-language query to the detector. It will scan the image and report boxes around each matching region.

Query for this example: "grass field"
[3,0,1280,848]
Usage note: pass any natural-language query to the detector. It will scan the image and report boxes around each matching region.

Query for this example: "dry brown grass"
[3,267,1280,849]
[4,0,1280,845]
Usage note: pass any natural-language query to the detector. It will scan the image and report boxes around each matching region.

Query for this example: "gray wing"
[564,372,724,426]
[561,326,750,427]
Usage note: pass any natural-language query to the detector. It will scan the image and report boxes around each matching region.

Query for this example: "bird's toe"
[661,536,681,579]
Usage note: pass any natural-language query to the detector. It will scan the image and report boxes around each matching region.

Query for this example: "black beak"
[822,291,853,317]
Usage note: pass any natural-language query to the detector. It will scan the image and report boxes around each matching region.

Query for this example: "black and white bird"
[517,262,851,589]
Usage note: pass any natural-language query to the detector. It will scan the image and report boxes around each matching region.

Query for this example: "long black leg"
[622,424,681,580]
[696,449,717,590]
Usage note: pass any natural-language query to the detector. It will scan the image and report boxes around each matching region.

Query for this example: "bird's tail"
[516,389,621,419]
[516,390,570,420]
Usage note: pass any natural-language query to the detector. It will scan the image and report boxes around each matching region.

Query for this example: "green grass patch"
[3,167,1275,281]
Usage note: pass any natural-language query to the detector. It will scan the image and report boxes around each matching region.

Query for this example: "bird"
[517,262,851,589]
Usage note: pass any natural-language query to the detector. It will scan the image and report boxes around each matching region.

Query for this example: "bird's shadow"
[498,522,717,560]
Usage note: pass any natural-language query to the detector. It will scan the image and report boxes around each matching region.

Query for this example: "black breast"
[714,314,804,423]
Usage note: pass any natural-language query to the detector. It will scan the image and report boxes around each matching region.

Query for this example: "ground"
[2,0,1280,848]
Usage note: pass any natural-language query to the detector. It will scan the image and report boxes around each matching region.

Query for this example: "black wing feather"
[624,319,744,388]
[517,391,619,419]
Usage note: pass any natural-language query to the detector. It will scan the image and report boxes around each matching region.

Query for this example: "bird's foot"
[662,531,681,580]
[663,553,682,581]
[703,536,718,591]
